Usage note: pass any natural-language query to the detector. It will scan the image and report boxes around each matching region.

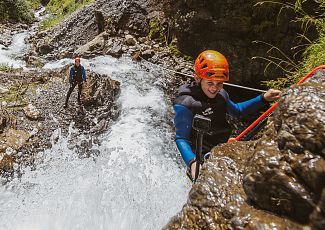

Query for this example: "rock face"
[165,68,325,229]
[30,0,163,59]
[164,143,302,229]
[162,0,318,86]
[244,69,325,226]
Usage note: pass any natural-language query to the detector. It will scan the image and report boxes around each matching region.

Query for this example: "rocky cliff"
[162,0,319,87]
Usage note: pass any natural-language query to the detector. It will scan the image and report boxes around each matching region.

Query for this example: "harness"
[175,83,232,153]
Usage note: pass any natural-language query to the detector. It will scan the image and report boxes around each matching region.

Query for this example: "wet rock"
[310,188,325,229]
[23,104,42,120]
[132,50,141,61]
[89,119,107,133]
[0,68,121,179]
[243,82,325,224]
[81,72,120,106]
[5,129,31,150]
[0,153,14,174]
[165,142,302,229]
[243,132,315,223]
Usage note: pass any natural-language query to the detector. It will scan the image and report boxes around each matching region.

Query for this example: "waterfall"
[0,55,189,230]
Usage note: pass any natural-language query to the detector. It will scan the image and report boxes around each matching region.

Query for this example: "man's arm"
[69,67,74,83]
[173,104,196,166]
[226,94,266,118]
[225,88,281,118]
[82,66,86,81]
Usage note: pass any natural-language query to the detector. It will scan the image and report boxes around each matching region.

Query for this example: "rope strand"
[139,55,267,93]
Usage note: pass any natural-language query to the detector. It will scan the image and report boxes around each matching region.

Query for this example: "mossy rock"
[149,18,165,41]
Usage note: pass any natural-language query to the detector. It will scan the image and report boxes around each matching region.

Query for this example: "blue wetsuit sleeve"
[173,104,196,166]
[82,67,86,81]
[69,67,74,82]
[226,95,266,118]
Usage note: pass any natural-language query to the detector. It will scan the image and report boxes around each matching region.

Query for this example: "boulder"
[81,72,120,106]
[0,153,14,173]
[23,104,41,120]
[5,128,31,150]
[37,44,53,55]
[243,72,325,224]
[106,39,123,57]
[74,32,107,57]
[141,49,155,59]
[125,34,136,46]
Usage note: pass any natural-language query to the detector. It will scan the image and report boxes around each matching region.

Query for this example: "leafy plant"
[40,0,94,30]
[0,64,14,72]
[254,0,325,89]
[0,0,36,22]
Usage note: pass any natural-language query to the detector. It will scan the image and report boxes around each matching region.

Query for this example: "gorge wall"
[162,0,319,87]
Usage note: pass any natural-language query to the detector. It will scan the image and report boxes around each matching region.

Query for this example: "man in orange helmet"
[64,57,87,108]
[173,50,281,181]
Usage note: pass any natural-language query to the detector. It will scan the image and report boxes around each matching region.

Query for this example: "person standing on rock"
[173,50,281,181]
[64,57,87,108]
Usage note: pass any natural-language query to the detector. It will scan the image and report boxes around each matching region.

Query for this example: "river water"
[0,31,28,68]
[0,15,189,230]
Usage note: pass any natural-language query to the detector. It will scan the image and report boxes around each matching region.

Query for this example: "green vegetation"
[168,38,194,62]
[255,0,325,89]
[0,0,40,23]
[40,0,94,30]
[27,0,42,9]
[149,18,166,42]
[1,83,27,108]
[0,64,15,72]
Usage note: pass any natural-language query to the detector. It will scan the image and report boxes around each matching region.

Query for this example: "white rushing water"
[0,7,46,69]
[0,31,28,68]
[0,56,189,230]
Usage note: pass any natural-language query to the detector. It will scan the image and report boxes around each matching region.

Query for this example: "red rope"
[228,65,325,142]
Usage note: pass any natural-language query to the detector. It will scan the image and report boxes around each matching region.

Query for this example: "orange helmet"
[194,50,229,81]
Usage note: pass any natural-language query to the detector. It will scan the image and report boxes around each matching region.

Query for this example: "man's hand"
[263,89,281,102]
